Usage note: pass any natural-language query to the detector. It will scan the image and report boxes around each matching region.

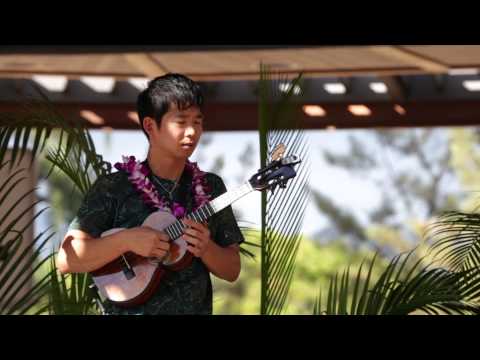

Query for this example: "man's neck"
[147,148,186,182]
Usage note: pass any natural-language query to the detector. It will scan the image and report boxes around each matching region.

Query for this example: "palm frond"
[1,91,112,314]
[0,162,56,314]
[0,229,54,314]
[258,64,310,314]
[390,268,480,315]
[1,95,67,170]
[314,248,480,315]
[313,284,322,315]
[426,211,480,272]
[0,88,111,181]
[46,255,98,315]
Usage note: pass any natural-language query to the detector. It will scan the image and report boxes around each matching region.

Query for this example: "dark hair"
[136,73,204,139]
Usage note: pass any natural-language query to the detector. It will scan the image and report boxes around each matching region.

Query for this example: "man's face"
[145,104,204,160]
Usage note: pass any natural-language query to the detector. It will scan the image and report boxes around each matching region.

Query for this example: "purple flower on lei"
[114,155,210,219]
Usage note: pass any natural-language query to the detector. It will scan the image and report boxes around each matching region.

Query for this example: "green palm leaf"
[1,90,110,315]
[0,87,111,182]
[258,64,310,314]
[1,93,66,170]
[45,255,98,315]
[426,211,480,272]
[0,161,55,314]
[314,248,480,315]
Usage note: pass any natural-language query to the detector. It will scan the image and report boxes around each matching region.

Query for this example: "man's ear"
[142,117,157,135]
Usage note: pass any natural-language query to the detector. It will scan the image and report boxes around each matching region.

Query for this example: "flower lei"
[114,156,211,219]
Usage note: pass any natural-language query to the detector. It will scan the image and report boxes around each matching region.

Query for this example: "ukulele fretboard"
[164,182,253,240]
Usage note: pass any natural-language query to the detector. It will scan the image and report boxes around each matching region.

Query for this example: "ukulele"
[90,148,301,308]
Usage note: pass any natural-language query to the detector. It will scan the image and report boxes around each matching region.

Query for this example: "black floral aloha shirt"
[67,160,244,315]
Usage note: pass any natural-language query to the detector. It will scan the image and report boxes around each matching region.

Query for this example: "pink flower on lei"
[114,156,210,219]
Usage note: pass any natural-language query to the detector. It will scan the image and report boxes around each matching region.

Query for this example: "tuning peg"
[270,184,277,195]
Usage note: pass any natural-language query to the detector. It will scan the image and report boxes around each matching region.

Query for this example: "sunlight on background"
[33,125,480,314]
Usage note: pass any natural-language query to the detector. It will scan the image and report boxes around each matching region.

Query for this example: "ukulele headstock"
[249,143,301,194]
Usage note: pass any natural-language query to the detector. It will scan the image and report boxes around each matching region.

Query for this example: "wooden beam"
[0,67,425,81]
[123,53,168,78]
[369,46,449,73]
[379,76,408,102]
[174,67,423,81]
[0,70,141,80]
[2,100,480,131]
[0,45,316,55]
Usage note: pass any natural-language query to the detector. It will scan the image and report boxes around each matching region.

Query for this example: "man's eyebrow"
[177,113,204,119]
[177,114,204,120]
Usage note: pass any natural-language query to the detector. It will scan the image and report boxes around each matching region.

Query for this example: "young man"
[57,73,244,315]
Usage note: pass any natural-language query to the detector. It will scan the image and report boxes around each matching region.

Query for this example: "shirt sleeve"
[67,174,117,239]
[206,173,245,248]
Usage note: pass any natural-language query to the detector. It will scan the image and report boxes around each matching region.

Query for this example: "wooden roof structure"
[1,45,480,131]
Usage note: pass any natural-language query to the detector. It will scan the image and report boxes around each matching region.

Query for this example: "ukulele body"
[91,210,193,308]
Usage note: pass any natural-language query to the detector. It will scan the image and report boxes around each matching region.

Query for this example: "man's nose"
[185,126,196,137]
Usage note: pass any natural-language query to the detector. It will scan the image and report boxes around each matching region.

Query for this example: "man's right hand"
[125,226,171,258]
